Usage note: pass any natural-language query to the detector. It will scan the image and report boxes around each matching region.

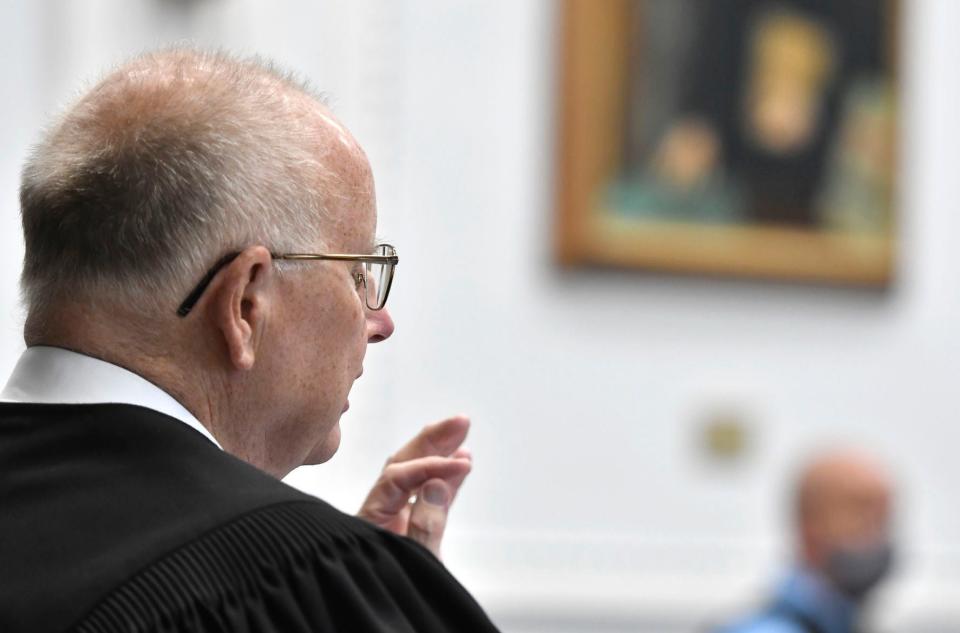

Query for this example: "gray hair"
[20,48,338,321]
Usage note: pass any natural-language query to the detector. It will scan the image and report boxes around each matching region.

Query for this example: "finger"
[446,448,472,502]
[387,416,470,464]
[358,456,470,524]
[407,479,451,558]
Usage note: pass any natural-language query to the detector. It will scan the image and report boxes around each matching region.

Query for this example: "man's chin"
[304,423,342,465]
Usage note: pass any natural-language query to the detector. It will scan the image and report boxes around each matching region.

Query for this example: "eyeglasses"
[176,243,398,317]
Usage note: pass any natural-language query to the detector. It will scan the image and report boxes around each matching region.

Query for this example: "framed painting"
[554,0,899,287]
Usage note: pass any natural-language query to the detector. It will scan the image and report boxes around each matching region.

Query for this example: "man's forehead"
[307,101,365,156]
[303,105,378,252]
[321,199,377,253]
[315,110,363,155]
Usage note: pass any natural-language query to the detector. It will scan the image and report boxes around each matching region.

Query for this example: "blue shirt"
[721,567,858,633]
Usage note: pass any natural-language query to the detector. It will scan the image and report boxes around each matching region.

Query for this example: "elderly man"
[720,450,895,633]
[0,49,498,632]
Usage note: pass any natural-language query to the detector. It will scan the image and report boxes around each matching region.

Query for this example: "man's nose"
[366,306,395,343]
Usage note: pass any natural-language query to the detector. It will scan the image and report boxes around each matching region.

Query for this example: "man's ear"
[204,246,275,371]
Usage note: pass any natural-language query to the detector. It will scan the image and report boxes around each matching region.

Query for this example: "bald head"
[20,48,369,338]
[794,450,893,569]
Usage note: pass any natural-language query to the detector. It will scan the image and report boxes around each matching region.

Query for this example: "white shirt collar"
[1,345,221,448]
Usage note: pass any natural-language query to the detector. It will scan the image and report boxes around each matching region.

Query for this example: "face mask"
[824,541,895,601]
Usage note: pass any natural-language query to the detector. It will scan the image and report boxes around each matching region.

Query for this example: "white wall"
[1,2,959,631]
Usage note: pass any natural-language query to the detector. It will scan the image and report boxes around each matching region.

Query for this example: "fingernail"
[422,482,448,506]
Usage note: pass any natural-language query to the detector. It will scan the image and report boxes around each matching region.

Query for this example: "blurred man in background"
[720,450,895,633]
[0,48,498,632]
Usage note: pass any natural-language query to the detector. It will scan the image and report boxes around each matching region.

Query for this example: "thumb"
[407,479,451,559]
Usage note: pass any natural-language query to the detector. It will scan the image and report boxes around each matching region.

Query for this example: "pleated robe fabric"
[0,403,500,633]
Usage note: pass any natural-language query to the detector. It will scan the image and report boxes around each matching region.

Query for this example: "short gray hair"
[20,48,338,320]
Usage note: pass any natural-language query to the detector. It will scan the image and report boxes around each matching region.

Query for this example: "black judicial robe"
[0,403,500,633]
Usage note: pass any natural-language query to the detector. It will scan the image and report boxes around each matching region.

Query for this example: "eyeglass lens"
[365,244,394,309]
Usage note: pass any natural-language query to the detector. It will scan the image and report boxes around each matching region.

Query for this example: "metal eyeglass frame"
[176,244,399,317]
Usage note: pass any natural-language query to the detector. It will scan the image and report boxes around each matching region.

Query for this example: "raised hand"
[357,416,472,558]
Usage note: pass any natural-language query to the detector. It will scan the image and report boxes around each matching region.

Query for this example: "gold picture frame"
[554,0,899,287]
